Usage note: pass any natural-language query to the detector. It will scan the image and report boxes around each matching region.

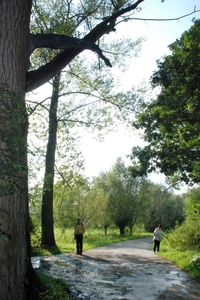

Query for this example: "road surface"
[35,237,200,299]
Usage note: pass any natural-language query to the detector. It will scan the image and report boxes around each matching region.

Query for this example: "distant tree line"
[30,157,185,236]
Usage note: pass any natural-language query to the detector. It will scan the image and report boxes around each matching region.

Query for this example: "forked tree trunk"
[0,1,34,299]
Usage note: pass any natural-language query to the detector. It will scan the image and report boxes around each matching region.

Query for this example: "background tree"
[53,175,103,232]
[142,184,185,232]
[127,176,150,233]
[53,172,89,232]
[28,0,144,248]
[92,173,112,234]
[183,187,200,219]
[41,74,60,247]
[129,20,200,185]
[106,157,143,235]
[1,0,195,297]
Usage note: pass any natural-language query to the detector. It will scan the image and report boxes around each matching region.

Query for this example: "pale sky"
[80,0,200,179]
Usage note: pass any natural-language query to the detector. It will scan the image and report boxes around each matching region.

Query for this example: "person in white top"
[153,224,165,253]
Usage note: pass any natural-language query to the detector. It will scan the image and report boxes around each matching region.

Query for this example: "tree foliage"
[28,0,145,247]
[142,183,185,232]
[184,187,200,218]
[48,157,185,236]
[103,158,146,235]
[129,20,200,185]
[53,172,90,229]
[27,0,146,92]
[1,0,197,297]
[167,187,200,251]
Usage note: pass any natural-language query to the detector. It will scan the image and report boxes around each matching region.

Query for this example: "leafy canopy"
[129,20,200,185]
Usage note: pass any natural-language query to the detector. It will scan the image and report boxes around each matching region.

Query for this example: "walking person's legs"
[154,240,160,253]
[153,240,156,253]
[157,240,160,252]
[76,234,83,254]
[75,235,79,254]
[76,235,80,253]
[79,234,83,254]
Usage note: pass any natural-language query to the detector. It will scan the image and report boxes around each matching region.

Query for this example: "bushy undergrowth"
[158,218,200,280]
[167,217,200,251]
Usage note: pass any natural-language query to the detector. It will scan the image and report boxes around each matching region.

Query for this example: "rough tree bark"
[0,1,35,299]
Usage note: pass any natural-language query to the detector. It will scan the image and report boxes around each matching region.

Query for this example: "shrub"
[167,216,200,251]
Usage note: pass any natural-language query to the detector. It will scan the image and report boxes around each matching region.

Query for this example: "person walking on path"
[153,224,165,253]
[74,217,85,255]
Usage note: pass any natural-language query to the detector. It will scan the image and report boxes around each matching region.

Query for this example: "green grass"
[31,226,152,256]
[35,270,72,300]
[158,238,200,280]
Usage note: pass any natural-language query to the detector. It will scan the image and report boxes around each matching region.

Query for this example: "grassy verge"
[158,238,200,280]
[31,226,152,256]
[35,270,73,300]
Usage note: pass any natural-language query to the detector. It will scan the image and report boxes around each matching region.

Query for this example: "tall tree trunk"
[0,1,35,299]
[119,225,125,236]
[41,74,60,247]
[104,226,108,235]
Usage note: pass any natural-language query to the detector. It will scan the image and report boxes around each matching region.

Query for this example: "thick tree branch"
[26,0,144,92]
[29,34,112,68]
[26,0,198,92]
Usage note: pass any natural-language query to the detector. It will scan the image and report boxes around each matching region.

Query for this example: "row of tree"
[27,0,145,249]
[31,158,185,236]
[1,0,149,297]
[1,0,199,298]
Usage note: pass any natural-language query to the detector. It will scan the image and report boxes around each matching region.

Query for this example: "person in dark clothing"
[74,217,85,255]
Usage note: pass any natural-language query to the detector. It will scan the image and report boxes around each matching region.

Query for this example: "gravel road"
[34,237,200,300]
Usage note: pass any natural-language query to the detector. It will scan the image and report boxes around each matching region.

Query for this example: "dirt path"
[35,237,200,300]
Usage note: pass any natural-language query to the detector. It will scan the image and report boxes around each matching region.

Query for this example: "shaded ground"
[33,237,200,300]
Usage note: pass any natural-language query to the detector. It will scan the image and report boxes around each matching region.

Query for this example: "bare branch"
[59,118,104,129]
[26,97,51,115]
[55,166,73,190]
[129,8,200,22]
